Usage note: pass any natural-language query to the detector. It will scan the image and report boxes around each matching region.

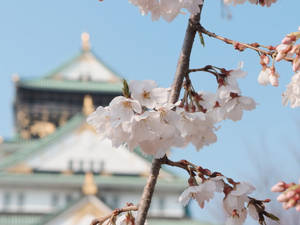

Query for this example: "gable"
[43,196,111,225]
[26,125,154,175]
[52,52,121,83]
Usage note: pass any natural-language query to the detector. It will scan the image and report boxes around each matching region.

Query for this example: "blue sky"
[0,0,300,224]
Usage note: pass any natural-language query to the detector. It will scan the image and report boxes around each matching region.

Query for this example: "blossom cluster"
[272,181,300,211]
[128,0,277,22]
[224,0,277,7]
[128,0,203,22]
[87,64,255,158]
[254,27,300,108]
[177,165,275,225]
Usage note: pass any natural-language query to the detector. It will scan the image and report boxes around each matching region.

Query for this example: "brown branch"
[135,157,162,225]
[197,24,293,62]
[91,205,138,225]
[161,156,200,176]
[135,4,205,225]
[169,6,204,104]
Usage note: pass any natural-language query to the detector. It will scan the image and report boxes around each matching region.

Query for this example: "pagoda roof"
[0,172,186,190]
[16,33,123,93]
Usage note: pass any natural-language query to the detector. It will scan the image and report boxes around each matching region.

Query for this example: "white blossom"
[175,109,217,150]
[129,80,170,109]
[222,96,256,122]
[282,71,300,108]
[248,203,259,221]
[128,0,203,22]
[115,214,134,225]
[257,66,279,87]
[109,96,142,127]
[88,72,255,158]
[224,0,277,7]
[179,177,224,208]
[225,208,247,225]
[223,182,255,225]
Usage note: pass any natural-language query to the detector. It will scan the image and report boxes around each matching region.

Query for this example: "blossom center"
[122,101,132,108]
[142,90,151,99]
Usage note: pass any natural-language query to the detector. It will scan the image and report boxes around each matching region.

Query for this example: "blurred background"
[0,1,299,225]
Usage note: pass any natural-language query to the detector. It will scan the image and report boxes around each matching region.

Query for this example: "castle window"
[65,194,72,204]
[79,160,84,172]
[112,195,119,209]
[51,194,59,207]
[17,193,24,209]
[90,160,94,172]
[159,197,165,211]
[68,160,73,171]
[99,161,105,173]
[3,192,11,210]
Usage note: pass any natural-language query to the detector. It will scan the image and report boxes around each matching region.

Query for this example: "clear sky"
[0,1,299,224]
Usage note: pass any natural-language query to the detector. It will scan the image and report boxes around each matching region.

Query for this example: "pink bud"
[260,54,270,65]
[286,190,296,199]
[291,44,300,54]
[293,56,300,72]
[286,199,296,208]
[270,74,279,87]
[275,51,286,62]
[271,181,286,192]
[282,202,289,209]
[281,35,296,45]
[277,193,288,202]
[296,203,300,212]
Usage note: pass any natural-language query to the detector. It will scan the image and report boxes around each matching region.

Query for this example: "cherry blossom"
[175,109,217,150]
[223,0,277,7]
[247,203,259,221]
[271,181,300,211]
[257,67,279,87]
[223,182,255,225]
[178,177,224,208]
[282,71,300,108]
[129,80,170,109]
[128,0,203,22]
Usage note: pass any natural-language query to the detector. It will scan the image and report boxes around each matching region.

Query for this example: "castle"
[0,33,209,225]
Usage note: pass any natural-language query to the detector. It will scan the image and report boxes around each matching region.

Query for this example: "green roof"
[0,214,45,225]
[18,78,123,93]
[0,172,186,189]
[17,49,123,93]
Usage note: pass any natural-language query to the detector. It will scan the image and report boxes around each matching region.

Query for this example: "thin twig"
[91,205,138,225]
[197,24,293,62]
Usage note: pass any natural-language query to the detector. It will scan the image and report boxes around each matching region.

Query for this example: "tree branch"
[197,24,293,62]
[169,5,204,104]
[135,4,204,225]
[91,205,138,225]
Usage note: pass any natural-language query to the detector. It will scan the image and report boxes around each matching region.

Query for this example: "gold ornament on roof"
[83,95,95,116]
[11,73,20,83]
[30,121,56,138]
[81,32,91,52]
[82,172,98,195]
[7,163,32,174]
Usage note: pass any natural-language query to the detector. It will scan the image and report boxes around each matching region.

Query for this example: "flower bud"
[277,193,288,202]
[271,181,286,192]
